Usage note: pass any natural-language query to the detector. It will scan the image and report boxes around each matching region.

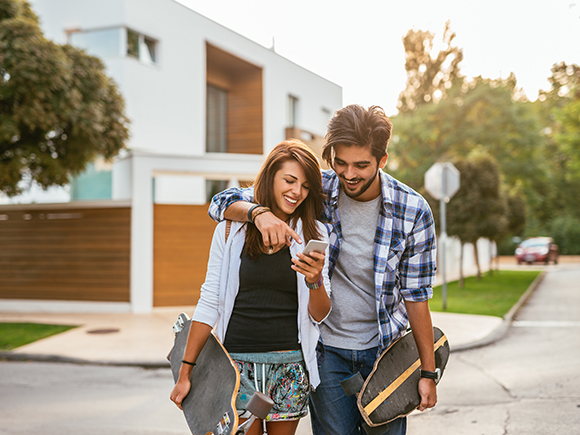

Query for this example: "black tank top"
[223,247,300,353]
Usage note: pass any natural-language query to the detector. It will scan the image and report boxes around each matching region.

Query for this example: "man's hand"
[417,377,437,411]
[254,211,302,248]
[405,300,438,411]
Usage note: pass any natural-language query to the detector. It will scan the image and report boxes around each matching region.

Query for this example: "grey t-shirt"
[320,189,381,350]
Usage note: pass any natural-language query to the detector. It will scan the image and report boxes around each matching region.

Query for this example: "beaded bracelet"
[305,275,323,290]
[251,206,271,224]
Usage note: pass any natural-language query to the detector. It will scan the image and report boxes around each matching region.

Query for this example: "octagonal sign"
[424,162,460,201]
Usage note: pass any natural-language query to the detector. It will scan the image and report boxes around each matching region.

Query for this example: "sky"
[176,0,580,116]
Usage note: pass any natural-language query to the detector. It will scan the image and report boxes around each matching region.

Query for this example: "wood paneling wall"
[228,71,263,154]
[0,208,130,302]
[285,127,329,169]
[206,43,263,155]
[153,204,217,307]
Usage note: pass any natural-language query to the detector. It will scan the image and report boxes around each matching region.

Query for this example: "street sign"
[424,162,460,311]
[424,162,460,201]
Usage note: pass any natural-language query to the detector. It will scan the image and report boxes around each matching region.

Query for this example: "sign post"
[424,162,460,311]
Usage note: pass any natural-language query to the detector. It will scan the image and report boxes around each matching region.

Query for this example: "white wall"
[31,0,342,161]
[154,175,205,205]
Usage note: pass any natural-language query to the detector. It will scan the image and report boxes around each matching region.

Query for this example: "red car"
[515,237,559,265]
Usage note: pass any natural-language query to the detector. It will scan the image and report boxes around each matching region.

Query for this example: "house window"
[68,27,157,65]
[205,179,228,203]
[126,29,157,64]
[206,84,228,153]
[288,95,299,127]
[127,29,140,58]
[69,27,123,58]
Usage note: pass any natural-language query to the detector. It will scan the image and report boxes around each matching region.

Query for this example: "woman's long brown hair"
[244,139,323,260]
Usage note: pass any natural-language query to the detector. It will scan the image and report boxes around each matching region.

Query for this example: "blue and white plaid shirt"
[208,169,437,351]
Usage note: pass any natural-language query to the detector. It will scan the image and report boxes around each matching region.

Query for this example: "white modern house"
[0,0,342,313]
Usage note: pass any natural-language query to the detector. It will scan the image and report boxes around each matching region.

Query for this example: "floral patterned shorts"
[229,350,310,421]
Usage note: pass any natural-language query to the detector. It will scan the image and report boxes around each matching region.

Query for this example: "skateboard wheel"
[362,422,389,435]
[340,372,364,396]
[246,391,274,420]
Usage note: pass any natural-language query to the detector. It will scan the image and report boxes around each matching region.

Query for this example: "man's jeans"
[310,345,407,435]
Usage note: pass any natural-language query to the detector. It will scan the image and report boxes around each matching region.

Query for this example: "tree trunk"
[459,242,465,288]
[474,242,482,280]
[488,240,494,277]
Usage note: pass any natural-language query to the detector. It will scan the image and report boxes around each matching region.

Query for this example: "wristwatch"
[420,368,441,384]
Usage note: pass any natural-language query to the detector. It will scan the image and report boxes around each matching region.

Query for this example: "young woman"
[170,140,331,435]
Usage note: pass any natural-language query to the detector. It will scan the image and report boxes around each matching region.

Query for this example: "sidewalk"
[0,257,551,366]
[0,307,505,367]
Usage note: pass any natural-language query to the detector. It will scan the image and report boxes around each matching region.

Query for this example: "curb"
[451,270,546,352]
[0,351,170,369]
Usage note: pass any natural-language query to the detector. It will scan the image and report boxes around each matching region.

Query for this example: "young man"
[208,105,438,435]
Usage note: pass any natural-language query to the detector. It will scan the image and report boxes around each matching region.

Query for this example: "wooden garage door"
[0,207,130,302]
[153,204,217,307]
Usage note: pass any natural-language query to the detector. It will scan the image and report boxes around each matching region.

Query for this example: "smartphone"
[302,240,329,256]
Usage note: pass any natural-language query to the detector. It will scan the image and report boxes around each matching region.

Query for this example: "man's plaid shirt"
[208,169,437,351]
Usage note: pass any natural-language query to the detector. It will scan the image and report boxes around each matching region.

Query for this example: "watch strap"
[420,368,440,382]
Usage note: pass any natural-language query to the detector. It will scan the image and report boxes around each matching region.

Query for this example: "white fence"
[435,236,496,285]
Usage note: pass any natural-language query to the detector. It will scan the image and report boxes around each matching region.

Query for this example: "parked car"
[515,237,559,265]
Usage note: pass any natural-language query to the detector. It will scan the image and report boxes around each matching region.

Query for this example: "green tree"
[0,0,129,197]
[504,183,527,238]
[390,76,543,195]
[530,62,580,253]
[397,21,464,113]
[440,151,507,285]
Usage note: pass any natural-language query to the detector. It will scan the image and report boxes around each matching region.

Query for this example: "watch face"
[421,368,441,383]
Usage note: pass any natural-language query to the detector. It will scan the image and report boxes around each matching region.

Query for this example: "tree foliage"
[0,0,129,197]
[390,74,543,215]
[391,24,580,254]
[443,151,507,281]
[397,21,463,113]
[529,62,580,249]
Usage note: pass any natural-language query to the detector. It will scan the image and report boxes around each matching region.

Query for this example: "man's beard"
[339,167,379,200]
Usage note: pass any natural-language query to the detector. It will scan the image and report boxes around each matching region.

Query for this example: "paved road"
[1,263,578,435]
[0,361,188,435]
[407,263,580,435]
[0,359,313,434]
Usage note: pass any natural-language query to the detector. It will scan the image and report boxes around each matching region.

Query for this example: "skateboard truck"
[235,391,275,435]
[340,373,390,435]
[166,313,190,362]
[172,312,189,335]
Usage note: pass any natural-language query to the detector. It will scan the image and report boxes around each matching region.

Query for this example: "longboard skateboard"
[169,313,273,435]
[341,326,450,430]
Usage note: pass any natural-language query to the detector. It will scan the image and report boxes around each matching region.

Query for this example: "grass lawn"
[0,323,76,351]
[429,270,541,317]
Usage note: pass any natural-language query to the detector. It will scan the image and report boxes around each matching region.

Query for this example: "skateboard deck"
[169,313,274,435]
[170,313,240,435]
[357,326,450,427]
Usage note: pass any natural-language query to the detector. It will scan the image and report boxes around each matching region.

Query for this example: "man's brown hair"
[322,105,393,165]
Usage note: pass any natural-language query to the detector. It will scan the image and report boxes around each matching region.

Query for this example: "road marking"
[513,320,580,328]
